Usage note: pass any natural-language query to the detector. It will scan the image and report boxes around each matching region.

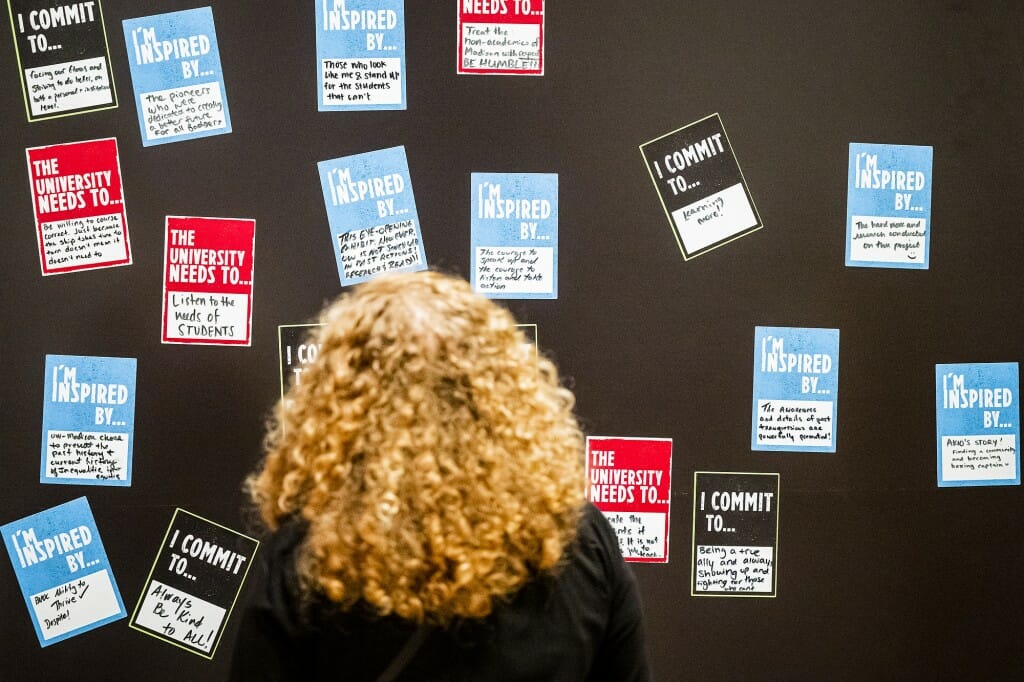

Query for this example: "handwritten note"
[755,400,833,447]
[475,247,552,293]
[849,216,927,263]
[694,545,774,593]
[140,83,227,141]
[134,580,224,653]
[45,431,128,481]
[462,24,540,71]
[26,57,113,117]
[40,215,126,269]
[31,570,122,640]
[942,435,1017,479]
[165,292,246,340]
[322,59,402,105]
[339,219,422,280]
[602,512,666,560]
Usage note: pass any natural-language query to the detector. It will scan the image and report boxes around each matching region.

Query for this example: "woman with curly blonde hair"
[230,271,650,681]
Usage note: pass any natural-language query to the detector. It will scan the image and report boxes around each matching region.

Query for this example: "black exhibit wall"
[2,1,1023,679]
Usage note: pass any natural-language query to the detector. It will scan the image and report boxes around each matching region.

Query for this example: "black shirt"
[228,503,652,681]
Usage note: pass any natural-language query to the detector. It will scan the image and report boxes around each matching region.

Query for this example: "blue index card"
[2,497,126,647]
[122,7,232,146]
[41,354,137,486]
[752,326,840,453]
[936,362,1020,487]
[846,142,933,269]
[318,145,426,287]
[471,172,558,299]
[315,0,406,110]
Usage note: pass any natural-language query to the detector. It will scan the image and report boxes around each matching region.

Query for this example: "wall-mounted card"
[41,354,136,486]
[130,509,258,658]
[279,323,539,380]
[318,145,426,286]
[586,437,672,563]
[122,7,231,145]
[692,472,779,597]
[278,323,323,398]
[936,362,1019,487]
[846,143,933,269]
[26,137,130,275]
[471,172,557,298]
[458,0,544,75]
[161,216,255,346]
[7,0,117,121]
[316,0,406,110]
[752,326,840,453]
[640,113,762,260]
[2,497,125,646]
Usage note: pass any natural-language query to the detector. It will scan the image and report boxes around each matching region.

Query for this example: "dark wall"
[2,1,1022,679]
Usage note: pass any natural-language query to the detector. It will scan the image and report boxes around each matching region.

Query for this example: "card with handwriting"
[161,216,255,346]
[846,142,933,268]
[26,137,130,274]
[2,497,125,646]
[458,0,544,75]
[640,113,762,260]
[318,145,426,286]
[586,437,672,563]
[936,362,1019,487]
[41,354,137,486]
[122,6,231,145]
[692,472,779,597]
[471,172,557,298]
[7,0,117,120]
[316,0,405,109]
[130,509,258,658]
[752,326,839,453]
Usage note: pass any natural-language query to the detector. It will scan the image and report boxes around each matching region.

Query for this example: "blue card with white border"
[2,497,126,647]
[41,354,137,486]
[315,0,406,110]
[935,362,1020,487]
[471,172,557,299]
[317,145,426,287]
[846,143,932,269]
[751,327,840,453]
[122,7,232,146]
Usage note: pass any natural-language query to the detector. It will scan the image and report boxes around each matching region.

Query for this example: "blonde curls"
[247,271,585,624]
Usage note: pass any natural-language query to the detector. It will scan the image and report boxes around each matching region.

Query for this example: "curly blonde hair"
[248,271,585,624]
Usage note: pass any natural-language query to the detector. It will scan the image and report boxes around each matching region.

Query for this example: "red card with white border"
[26,138,131,275]
[161,216,255,346]
[586,436,673,563]
[457,0,544,75]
